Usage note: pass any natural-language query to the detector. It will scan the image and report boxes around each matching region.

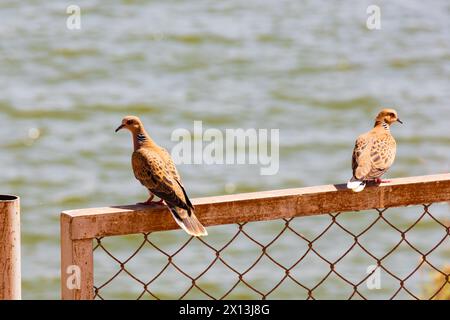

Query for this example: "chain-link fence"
[60,174,450,300]
[92,203,449,300]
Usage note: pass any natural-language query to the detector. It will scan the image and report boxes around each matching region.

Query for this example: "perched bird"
[116,116,207,236]
[347,109,403,192]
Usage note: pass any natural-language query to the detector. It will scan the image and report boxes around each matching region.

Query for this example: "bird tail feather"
[347,177,366,192]
[168,206,208,237]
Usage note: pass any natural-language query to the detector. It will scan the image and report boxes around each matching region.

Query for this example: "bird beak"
[115,124,125,132]
[397,119,403,124]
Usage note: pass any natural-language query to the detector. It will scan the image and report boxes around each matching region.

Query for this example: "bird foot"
[137,199,165,206]
[374,178,391,184]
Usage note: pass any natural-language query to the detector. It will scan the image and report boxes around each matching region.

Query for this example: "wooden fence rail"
[60,173,450,299]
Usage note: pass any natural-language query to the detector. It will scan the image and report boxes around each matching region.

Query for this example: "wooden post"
[60,213,94,300]
[0,195,21,300]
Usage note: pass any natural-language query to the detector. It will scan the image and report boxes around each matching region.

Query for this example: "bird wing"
[159,148,181,181]
[352,132,373,180]
[159,147,194,210]
[366,134,396,179]
[352,131,396,180]
[132,148,190,211]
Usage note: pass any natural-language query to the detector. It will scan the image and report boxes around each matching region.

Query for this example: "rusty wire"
[92,204,450,300]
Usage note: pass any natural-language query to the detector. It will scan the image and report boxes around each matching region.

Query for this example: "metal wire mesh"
[92,204,450,300]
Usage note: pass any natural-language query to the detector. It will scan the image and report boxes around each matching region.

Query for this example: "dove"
[347,109,403,192]
[116,116,208,236]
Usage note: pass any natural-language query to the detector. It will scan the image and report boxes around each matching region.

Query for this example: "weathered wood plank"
[62,173,450,240]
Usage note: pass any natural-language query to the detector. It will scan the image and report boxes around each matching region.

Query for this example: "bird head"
[375,108,403,126]
[115,115,143,133]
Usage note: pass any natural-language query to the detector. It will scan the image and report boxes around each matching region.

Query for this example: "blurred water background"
[0,0,449,299]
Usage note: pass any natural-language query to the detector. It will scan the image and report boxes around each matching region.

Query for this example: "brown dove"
[347,108,403,192]
[116,116,207,236]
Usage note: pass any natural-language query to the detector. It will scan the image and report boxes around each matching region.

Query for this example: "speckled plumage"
[352,128,397,180]
[348,109,402,192]
[117,116,207,236]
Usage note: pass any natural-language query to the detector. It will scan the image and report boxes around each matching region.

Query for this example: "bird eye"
[126,120,133,125]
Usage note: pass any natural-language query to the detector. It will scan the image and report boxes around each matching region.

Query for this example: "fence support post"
[61,213,94,300]
[0,195,21,300]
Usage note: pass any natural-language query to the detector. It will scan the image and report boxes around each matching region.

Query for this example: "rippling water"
[1,1,449,299]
